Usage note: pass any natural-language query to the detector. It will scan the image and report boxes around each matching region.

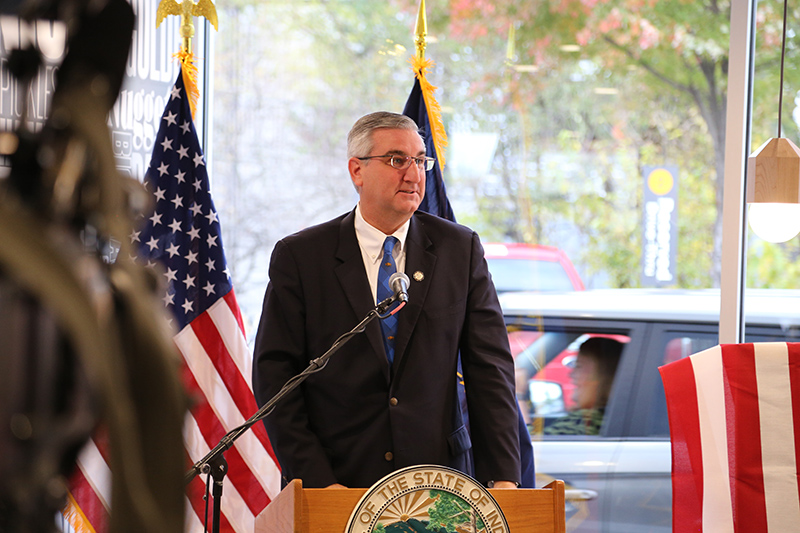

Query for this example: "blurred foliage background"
[207,0,800,334]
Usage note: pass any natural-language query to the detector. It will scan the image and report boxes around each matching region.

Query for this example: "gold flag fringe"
[61,492,99,533]
[176,48,200,119]
[410,56,448,169]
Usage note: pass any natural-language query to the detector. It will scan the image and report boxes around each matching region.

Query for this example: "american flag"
[660,342,800,532]
[62,431,112,531]
[61,68,281,532]
[137,67,281,532]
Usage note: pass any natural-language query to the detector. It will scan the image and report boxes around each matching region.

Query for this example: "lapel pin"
[413,271,424,282]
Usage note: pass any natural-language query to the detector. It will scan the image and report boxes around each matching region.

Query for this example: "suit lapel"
[334,210,391,380]
[393,215,436,370]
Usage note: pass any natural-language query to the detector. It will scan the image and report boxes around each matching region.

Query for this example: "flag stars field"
[203,281,215,296]
[163,267,177,283]
[134,93,231,322]
[163,110,177,125]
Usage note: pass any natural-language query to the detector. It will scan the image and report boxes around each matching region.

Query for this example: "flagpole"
[404,0,453,214]
[156,0,218,119]
[414,0,427,60]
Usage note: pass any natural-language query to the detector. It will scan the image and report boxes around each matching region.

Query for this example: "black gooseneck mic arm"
[185,289,407,532]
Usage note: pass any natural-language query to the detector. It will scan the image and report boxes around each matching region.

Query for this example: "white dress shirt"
[353,203,409,304]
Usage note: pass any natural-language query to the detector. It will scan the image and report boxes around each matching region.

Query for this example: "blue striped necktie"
[377,236,399,364]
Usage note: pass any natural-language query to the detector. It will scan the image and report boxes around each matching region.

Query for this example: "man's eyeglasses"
[357,154,436,172]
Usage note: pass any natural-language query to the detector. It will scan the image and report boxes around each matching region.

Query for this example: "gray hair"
[347,112,420,158]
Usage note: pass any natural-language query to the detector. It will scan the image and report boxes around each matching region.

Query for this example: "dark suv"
[500,288,800,533]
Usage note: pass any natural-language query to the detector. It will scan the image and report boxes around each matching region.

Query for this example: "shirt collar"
[354,203,410,264]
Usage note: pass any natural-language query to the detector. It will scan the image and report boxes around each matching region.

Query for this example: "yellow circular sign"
[647,168,674,196]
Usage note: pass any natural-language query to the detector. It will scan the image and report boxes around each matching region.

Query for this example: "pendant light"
[747,0,800,243]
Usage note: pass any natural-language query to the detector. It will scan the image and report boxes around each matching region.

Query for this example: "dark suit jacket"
[252,209,520,488]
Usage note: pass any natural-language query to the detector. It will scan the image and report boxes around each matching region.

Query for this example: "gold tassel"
[61,493,99,533]
[175,48,200,120]
[410,56,448,169]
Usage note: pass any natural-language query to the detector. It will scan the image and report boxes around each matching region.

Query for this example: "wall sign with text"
[641,166,678,287]
[0,0,204,182]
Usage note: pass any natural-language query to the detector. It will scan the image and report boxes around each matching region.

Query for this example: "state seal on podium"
[345,465,509,532]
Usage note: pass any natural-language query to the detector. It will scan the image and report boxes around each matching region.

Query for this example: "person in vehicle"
[544,336,623,436]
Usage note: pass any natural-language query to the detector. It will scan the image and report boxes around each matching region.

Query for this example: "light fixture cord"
[779,0,789,137]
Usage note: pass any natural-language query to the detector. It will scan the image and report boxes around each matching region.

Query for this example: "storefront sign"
[0,1,192,180]
[641,166,678,286]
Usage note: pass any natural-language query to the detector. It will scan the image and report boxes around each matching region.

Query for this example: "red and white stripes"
[63,290,281,532]
[660,342,800,532]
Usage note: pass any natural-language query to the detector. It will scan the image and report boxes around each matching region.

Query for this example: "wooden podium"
[255,478,566,532]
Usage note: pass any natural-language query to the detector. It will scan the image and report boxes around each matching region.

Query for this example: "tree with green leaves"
[211,0,800,319]
[425,490,486,533]
[425,0,799,287]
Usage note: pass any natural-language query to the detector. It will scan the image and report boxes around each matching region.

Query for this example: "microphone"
[388,272,410,303]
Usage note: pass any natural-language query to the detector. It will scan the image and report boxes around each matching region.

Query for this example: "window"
[640,329,719,438]
[205,1,731,336]
[510,323,631,439]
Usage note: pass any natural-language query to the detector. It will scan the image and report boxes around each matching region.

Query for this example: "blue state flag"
[402,60,535,489]
[402,76,455,222]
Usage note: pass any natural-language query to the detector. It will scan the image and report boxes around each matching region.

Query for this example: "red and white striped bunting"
[660,342,800,532]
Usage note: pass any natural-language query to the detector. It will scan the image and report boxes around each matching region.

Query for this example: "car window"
[639,330,719,438]
[510,324,630,439]
[639,325,800,439]
[744,325,800,343]
[487,258,577,292]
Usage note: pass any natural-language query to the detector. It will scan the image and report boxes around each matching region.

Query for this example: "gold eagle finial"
[156,0,218,52]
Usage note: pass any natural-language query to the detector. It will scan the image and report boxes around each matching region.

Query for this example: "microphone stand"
[185,293,406,533]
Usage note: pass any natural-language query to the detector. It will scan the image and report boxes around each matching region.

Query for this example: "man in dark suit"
[252,112,520,489]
